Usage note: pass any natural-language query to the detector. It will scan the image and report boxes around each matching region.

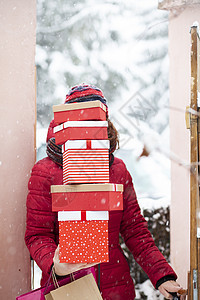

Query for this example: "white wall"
[168,6,200,287]
[0,1,36,299]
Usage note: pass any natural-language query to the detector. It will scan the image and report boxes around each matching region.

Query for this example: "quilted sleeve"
[120,165,177,288]
[24,162,57,277]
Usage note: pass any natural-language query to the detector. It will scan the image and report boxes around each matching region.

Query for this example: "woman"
[25,84,186,299]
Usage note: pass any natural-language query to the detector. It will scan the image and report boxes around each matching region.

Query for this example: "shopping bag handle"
[43,266,55,295]
[51,265,75,288]
[43,264,76,296]
[52,266,59,289]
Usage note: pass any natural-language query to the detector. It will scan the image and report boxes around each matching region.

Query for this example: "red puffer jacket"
[25,153,177,299]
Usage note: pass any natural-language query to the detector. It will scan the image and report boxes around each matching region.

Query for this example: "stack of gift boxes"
[51,100,123,263]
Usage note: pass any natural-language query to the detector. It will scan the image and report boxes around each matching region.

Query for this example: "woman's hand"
[53,245,98,276]
[158,280,187,299]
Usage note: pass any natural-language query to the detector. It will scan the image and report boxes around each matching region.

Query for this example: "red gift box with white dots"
[58,211,109,263]
[62,140,109,184]
[53,100,107,125]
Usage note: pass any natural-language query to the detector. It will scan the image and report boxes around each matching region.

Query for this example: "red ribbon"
[81,211,86,221]
[86,140,92,149]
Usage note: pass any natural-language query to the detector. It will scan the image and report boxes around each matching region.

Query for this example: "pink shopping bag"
[16,267,96,300]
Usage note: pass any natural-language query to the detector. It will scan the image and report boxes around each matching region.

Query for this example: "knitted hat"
[65,84,108,116]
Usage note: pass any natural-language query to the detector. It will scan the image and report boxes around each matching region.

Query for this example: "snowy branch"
[37,3,120,34]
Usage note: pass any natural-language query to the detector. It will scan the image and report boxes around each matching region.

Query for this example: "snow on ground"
[33,262,42,289]
[135,280,164,300]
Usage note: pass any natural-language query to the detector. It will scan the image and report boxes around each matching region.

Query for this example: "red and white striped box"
[53,100,106,125]
[62,140,109,184]
[51,183,123,211]
[58,211,109,263]
[54,121,108,145]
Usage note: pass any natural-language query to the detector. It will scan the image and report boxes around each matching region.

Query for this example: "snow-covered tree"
[36,0,169,135]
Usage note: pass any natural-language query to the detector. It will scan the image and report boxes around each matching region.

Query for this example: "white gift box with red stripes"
[62,140,109,184]
[58,211,109,263]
